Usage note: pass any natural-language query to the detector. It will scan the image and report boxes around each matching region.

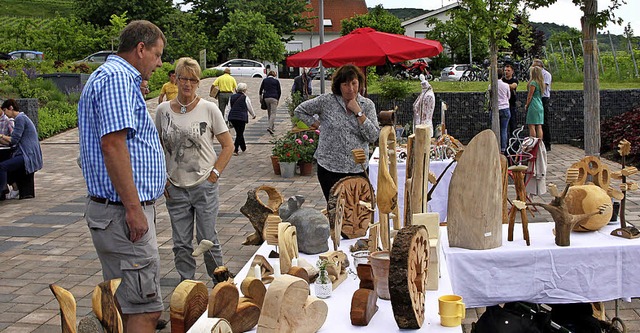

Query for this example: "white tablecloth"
[369,147,456,223]
[441,223,640,308]
[189,238,462,332]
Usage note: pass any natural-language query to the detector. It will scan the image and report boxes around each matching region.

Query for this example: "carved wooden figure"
[240,186,284,245]
[239,277,267,309]
[247,255,274,283]
[368,223,380,253]
[513,183,610,246]
[257,275,328,333]
[208,281,261,333]
[327,176,375,239]
[350,264,379,326]
[319,250,349,290]
[262,214,281,246]
[406,125,432,225]
[171,280,209,333]
[507,164,531,245]
[278,222,298,275]
[187,318,233,333]
[389,225,430,329]
[448,129,502,250]
[50,279,123,333]
[377,126,399,250]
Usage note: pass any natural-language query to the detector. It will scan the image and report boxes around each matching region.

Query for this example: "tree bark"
[582,0,601,156]
[490,39,500,149]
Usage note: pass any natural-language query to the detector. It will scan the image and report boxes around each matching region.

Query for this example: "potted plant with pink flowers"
[295,130,319,176]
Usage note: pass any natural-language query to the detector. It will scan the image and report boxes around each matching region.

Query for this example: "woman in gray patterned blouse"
[294,64,380,201]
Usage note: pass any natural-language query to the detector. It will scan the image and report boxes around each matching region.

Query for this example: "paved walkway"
[0,77,638,332]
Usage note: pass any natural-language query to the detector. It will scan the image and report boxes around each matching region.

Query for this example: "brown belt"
[89,196,155,207]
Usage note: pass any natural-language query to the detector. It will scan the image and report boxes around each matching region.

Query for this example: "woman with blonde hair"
[524,66,545,139]
[155,57,234,283]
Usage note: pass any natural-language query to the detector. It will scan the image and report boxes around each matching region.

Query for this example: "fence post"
[550,44,559,72]
[559,41,567,68]
[598,44,605,75]
[608,31,620,76]
[627,34,639,77]
[568,39,580,72]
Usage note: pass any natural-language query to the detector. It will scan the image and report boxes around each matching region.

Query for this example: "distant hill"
[0,0,74,18]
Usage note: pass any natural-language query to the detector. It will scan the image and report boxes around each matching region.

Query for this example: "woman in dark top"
[258,71,282,135]
[226,82,256,155]
[0,99,43,199]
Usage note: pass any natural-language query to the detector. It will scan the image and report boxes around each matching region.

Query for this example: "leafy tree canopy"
[227,0,313,40]
[74,0,175,28]
[424,12,488,64]
[340,5,404,35]
[216,10,285,63]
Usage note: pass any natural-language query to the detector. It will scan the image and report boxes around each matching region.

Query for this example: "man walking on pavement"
[534,59,552,151]
[212,68,237,120]
[77,20,167,333]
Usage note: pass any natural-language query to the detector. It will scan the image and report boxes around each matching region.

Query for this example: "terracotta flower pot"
[369,250,390,300]
[270,155,281,175]
[299,161,313,176]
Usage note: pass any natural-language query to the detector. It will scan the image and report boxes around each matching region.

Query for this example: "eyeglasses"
[178,76,199,84]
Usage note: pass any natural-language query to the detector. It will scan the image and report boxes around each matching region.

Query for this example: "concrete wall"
[369,89,640,144]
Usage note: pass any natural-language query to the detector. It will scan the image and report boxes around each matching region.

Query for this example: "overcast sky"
[365,0,638,36]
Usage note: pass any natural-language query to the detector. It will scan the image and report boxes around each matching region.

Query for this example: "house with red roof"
[283,0,369,52]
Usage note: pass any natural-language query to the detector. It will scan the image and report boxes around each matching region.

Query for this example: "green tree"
[40,15,103,61]
[216,10,285,63]
[424,13,488,64]
[74,0,175,28]
[227,0,313,40]
[159,9,213,62]
[340,5,404,35]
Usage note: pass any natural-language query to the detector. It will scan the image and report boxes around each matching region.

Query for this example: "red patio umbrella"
[286,27,443,68]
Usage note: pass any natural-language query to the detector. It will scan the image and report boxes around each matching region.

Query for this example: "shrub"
[378,75,412,105]
[601,106,640,166]
[37,100,78,140]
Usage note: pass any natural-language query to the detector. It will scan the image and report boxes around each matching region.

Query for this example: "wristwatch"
[356,111,364,118]
[212,168,221,178]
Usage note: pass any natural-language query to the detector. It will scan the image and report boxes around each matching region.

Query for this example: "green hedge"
[37,100,77,140]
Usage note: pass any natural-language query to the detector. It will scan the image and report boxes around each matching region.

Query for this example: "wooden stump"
[350,264,378,326]
[447,129,502,250]
[327,176,375,239]
[92,279,123,333]
[240,186,284,245]
[257,275,328,333]
[50,284,77,333]
[208,281,261,333]
[170,280,209,333]
[389,225,430,329]
[277,223,298,275]
[407,125,432,221]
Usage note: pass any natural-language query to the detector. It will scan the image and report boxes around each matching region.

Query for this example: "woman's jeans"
[0,155,25,194]
[499,108,511,153]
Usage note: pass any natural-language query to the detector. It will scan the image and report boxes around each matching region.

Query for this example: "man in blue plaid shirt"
[78,20,166,332]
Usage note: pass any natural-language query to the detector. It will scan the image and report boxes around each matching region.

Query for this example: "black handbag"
[472,303,550,333]
[260,95,267,110]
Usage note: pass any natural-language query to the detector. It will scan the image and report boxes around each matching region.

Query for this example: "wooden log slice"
[187,317,232,333]
[389,225,430,329]
[447,129,502,250]
[327,176,375,239]
[170,280,209,333]
[240,186,284,245]
[208,281,238,320]
[92,279,123,333]
[49,284,77,333]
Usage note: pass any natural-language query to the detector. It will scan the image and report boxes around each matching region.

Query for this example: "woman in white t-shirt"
[155,57,234,283]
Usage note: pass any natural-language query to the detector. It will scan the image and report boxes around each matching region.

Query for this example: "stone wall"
[369,89,640,144]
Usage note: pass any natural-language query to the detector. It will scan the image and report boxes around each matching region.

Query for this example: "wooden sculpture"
[247,255,275,283]
[448,129,503,250]
[412,213,440,290]
[278,222,298,275]
[389,225,430,329]
[404,135,415,225]
[239,277,267,309]
[377,125,399,250]
[368,223,380,253]
[262,214,281,246]
[287,266,310,283]
[513,183,610,246]
[50,279,123,333]
[257,275,328,333]
[240,186,284,245]
[507,164,531,245]
[610,139,640,239]
[405,125,432,227]
[208,281,261,333]
[351,148,369,177]
[187,318,232,333]
[327,176,375,239]
[350,264,378,326]
[319,250,348,290]
[500,155,509,224]
[171,280,209,333]
[331,197,345,250]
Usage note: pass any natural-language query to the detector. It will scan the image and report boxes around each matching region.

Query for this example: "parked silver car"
[75,51,116,65]
[440,64,470,82]
[209,59,266,78]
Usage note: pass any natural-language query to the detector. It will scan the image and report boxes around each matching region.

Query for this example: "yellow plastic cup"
[438,294,465,327]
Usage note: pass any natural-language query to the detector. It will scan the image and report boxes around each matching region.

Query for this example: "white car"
[440,64,470,82]
[210,59,266,78]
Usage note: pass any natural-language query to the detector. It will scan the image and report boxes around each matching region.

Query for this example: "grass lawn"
[368,80,640,94]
